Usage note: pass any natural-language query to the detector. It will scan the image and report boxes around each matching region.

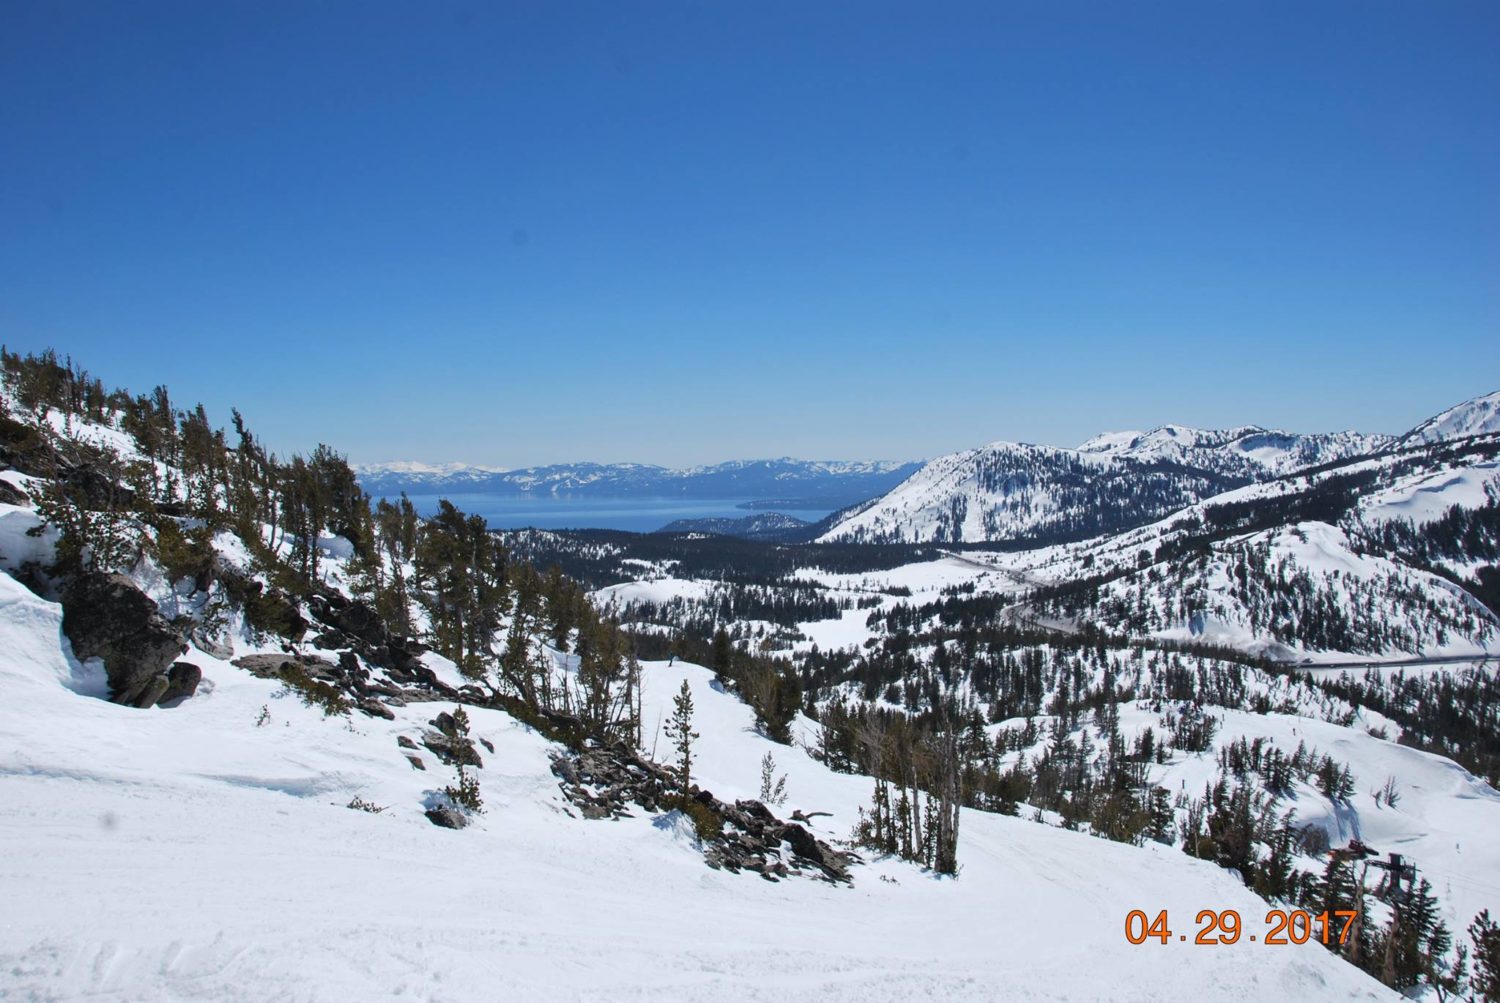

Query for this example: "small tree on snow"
[440,706,483,813]
[759,751,788,806]
[665,679,698,795]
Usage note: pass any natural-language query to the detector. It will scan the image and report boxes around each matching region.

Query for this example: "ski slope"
[0,567,1397,1001]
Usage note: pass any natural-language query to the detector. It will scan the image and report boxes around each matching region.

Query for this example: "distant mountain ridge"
[1401,390,1500,445]
[355,457,923,508]
[821,391,1499,546]
[1077,424,1393,479]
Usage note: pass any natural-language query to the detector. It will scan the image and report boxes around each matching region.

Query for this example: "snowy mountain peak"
[1078,423,1268,458]
[1402,390,1500,445]
[353,457,923,506]
[823,419,1398,546]
[355,461,509,477]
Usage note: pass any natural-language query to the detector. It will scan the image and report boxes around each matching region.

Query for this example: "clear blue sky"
[2,1,1496,467]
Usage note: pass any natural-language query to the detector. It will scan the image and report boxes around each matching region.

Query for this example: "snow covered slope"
[1079,425,1392,479]
[354,460,510,482]
[0,572,1398,1000]
[822,395,1500,547]
[822,425,1394,547]
[1033,519,1498,661]
[1402,390,1500,445]
[819,440,1238,545]
[945,434,1500,662]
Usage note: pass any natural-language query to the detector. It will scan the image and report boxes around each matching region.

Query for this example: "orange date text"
[1124,909,1358,946]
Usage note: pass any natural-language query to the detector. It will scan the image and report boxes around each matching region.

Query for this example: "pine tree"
[710,626,732,683]
[665,679,698,795]
[1471,910,1500,1002]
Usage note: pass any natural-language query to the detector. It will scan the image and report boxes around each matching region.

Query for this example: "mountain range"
[355,457,921,510]
[3,350,1495,1001]
[820,391,1500,546]
[364,394,1500,547]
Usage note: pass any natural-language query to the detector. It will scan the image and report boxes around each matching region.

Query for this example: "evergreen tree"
[710,626,732,683]
[1471,910,1500,1002]
[665,679,698,795]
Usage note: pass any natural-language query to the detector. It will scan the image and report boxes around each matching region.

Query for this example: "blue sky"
[2,1,1496,467]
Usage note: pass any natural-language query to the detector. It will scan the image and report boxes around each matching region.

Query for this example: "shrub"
[153,518,214,586]
[759,751,788,806]
[277,662,350,717]
[245,590,305,641]
[444,764,484,813]
[667,794,721,841]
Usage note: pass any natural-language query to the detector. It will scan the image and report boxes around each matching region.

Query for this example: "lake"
[401,494,834,533]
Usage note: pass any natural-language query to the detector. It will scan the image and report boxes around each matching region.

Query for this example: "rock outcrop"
[218,565,306,642]
[421,711,483,768]
[158,662,202,705]
[232,652,338,680]
[424,806,469,829]
[60,572,188,708]
[552,744,854,884]
[304,590,446,694]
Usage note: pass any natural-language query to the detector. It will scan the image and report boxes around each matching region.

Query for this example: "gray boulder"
[158,662,202,706]
[421,729,483,769]
[231,653,337,680]
[425,806,469,829]
[61,572,187,708]
[334,600,387,646]
[188,625,234,661]
[357,697,394,720]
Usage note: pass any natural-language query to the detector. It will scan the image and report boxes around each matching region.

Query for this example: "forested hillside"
[4,348,1499,1000]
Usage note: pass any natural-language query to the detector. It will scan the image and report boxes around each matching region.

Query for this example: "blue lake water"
[401,494,833,533]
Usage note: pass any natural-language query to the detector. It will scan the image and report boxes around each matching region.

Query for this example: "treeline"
[621,581,852,633]
[1038,533,1495,657]
[499,526,942,590]
[629,624,802,745]
[1360,492,1500,615]
[1319,665,1500,787]
[811,684,1490,997]
[0,347,642,746]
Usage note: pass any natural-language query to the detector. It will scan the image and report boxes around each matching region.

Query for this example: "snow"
[0,503,57,572]
[355,460,510,476]
[1403,391,1500,444]
[819,441,1108,544]
[6,375,1496,999]
[1134,703,1500,948]
[794,556,1012,597]
[593,576,714,607]
[0,579,1398,1000]
[829,421,1407,545]
[794,605,877,653]
[1077,425,1392,476]
[1057,519,1498,662]
[41,410,143,460]
[1357,462,1500,528]
[316,533,356,561]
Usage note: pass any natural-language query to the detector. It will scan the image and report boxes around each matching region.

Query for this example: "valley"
[2,350,1497,1001]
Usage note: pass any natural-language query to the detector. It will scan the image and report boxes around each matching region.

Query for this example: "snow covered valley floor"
[0,571,1400,1002]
